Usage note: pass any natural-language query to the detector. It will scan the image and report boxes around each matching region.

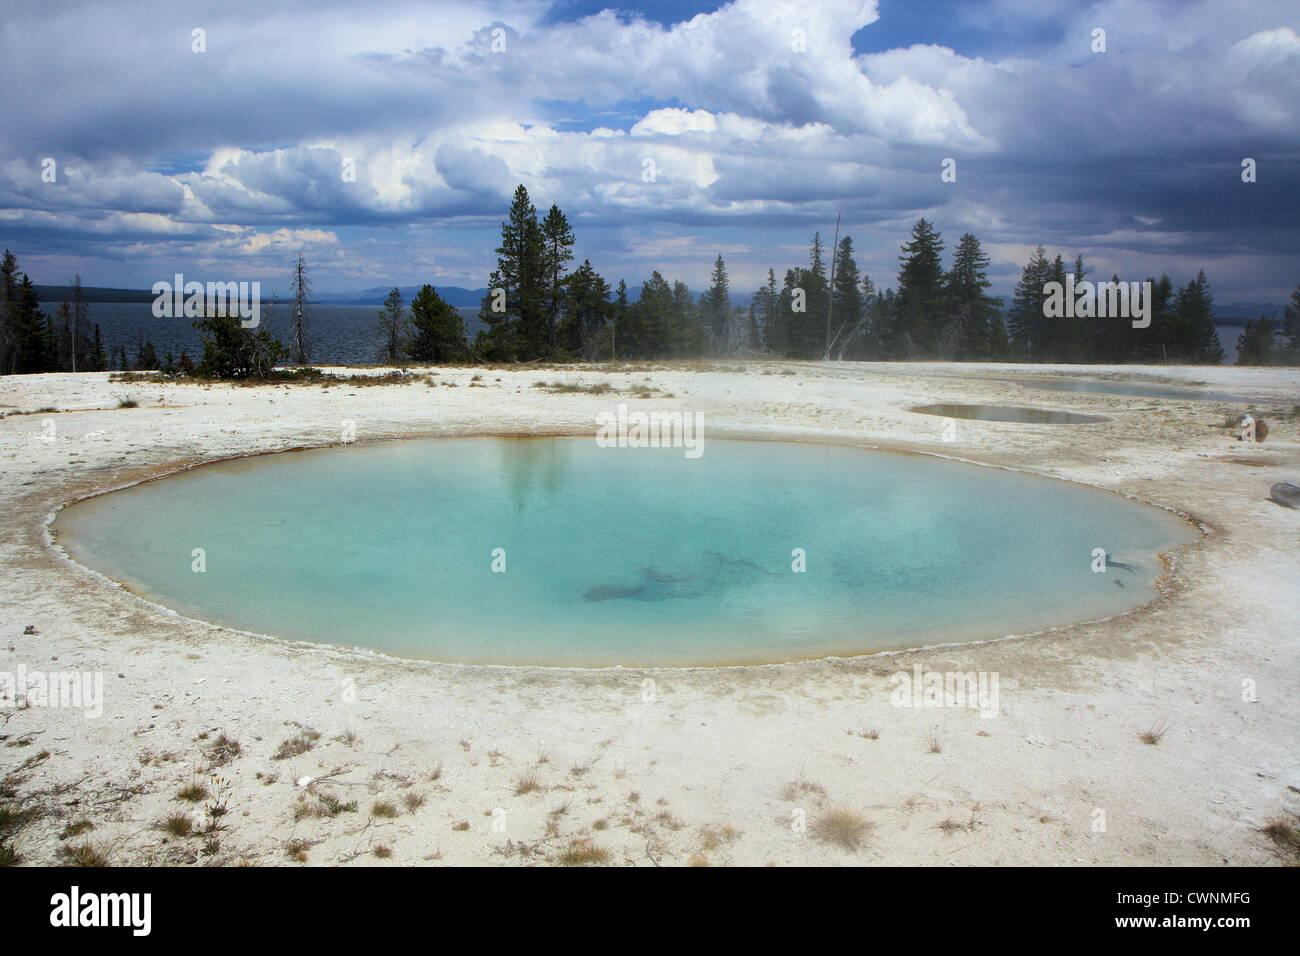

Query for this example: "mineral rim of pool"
[54,436,1196,667]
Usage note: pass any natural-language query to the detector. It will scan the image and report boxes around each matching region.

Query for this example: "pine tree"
[560,260,611,360]
[670,280,701,357]
[1007,246,1051,360]
[895,219,945,355]
[12,275,49,373]
[91,323,107,371]
[608,280,629,361]
[1282,284,1300,360]
[774,267,806,358]
[0,250,18,373]
[1235,318,1275,366]
[751,269,778,352]
[629,271,672,358]
[493,185,547,359]
[1279,283,1300,361]
[942,233,999,360]
[137,337,159,370]
[827,236,864,359]
[474,269,514,361]
[700,254,730,351]
[540,204,575,353]
[408,285,466,363]
[1173,270,1223,364]
[376,288,407,364]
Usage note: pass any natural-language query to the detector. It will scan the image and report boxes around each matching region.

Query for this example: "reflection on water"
[912,404,1109,424]
[499,436,570,512]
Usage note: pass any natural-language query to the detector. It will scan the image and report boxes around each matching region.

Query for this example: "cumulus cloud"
[0,0,1296,298]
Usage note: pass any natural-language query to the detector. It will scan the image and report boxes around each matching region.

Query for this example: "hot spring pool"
[911,404,1109,424]
[53,437,1195,666]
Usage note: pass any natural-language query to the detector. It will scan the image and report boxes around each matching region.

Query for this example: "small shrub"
[318,794,358,816]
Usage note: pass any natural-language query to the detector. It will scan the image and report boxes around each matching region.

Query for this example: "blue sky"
[1,0,1297,304]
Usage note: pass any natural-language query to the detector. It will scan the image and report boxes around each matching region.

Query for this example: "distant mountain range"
[315,286,489,308]
[33,284,1287,324]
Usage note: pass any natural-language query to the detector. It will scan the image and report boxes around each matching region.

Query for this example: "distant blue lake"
[64,302,484,366]
[54,304,1245,368]
[54,437,1195,666]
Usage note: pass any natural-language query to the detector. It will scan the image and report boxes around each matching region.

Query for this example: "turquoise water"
[54,437,1195,666]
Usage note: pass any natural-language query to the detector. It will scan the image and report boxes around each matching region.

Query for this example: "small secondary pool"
[54,437,1194,666]
[1016,378,1255,403]
[912,404,1110,424]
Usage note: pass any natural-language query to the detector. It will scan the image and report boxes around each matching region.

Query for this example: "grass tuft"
[557,838,609,866]
[1138,720,1170,745]
[514,767,543,796]
[1260,812,1300,863]
[812,807,871,851]
[161,813,194,837]
[60,841,108,866]
[272,729,321,761]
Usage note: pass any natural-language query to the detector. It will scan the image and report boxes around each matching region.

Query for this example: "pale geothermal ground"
[0,361,1296,867]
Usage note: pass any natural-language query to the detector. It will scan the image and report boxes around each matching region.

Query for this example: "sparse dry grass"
[1139,720,1170,745]
[371,799,399,818]
[204,732,242,767]
[812,807,871,851]
[60,841,108,866]
[557,838,609,866]
[1260,811,1300,863]
[272,728,321,760]
[58,819,94,839]
[161,813,194,837]
[937,812,981,835]
[780,778,826,801]
[177,781,208,802]
[514,767,543,796]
